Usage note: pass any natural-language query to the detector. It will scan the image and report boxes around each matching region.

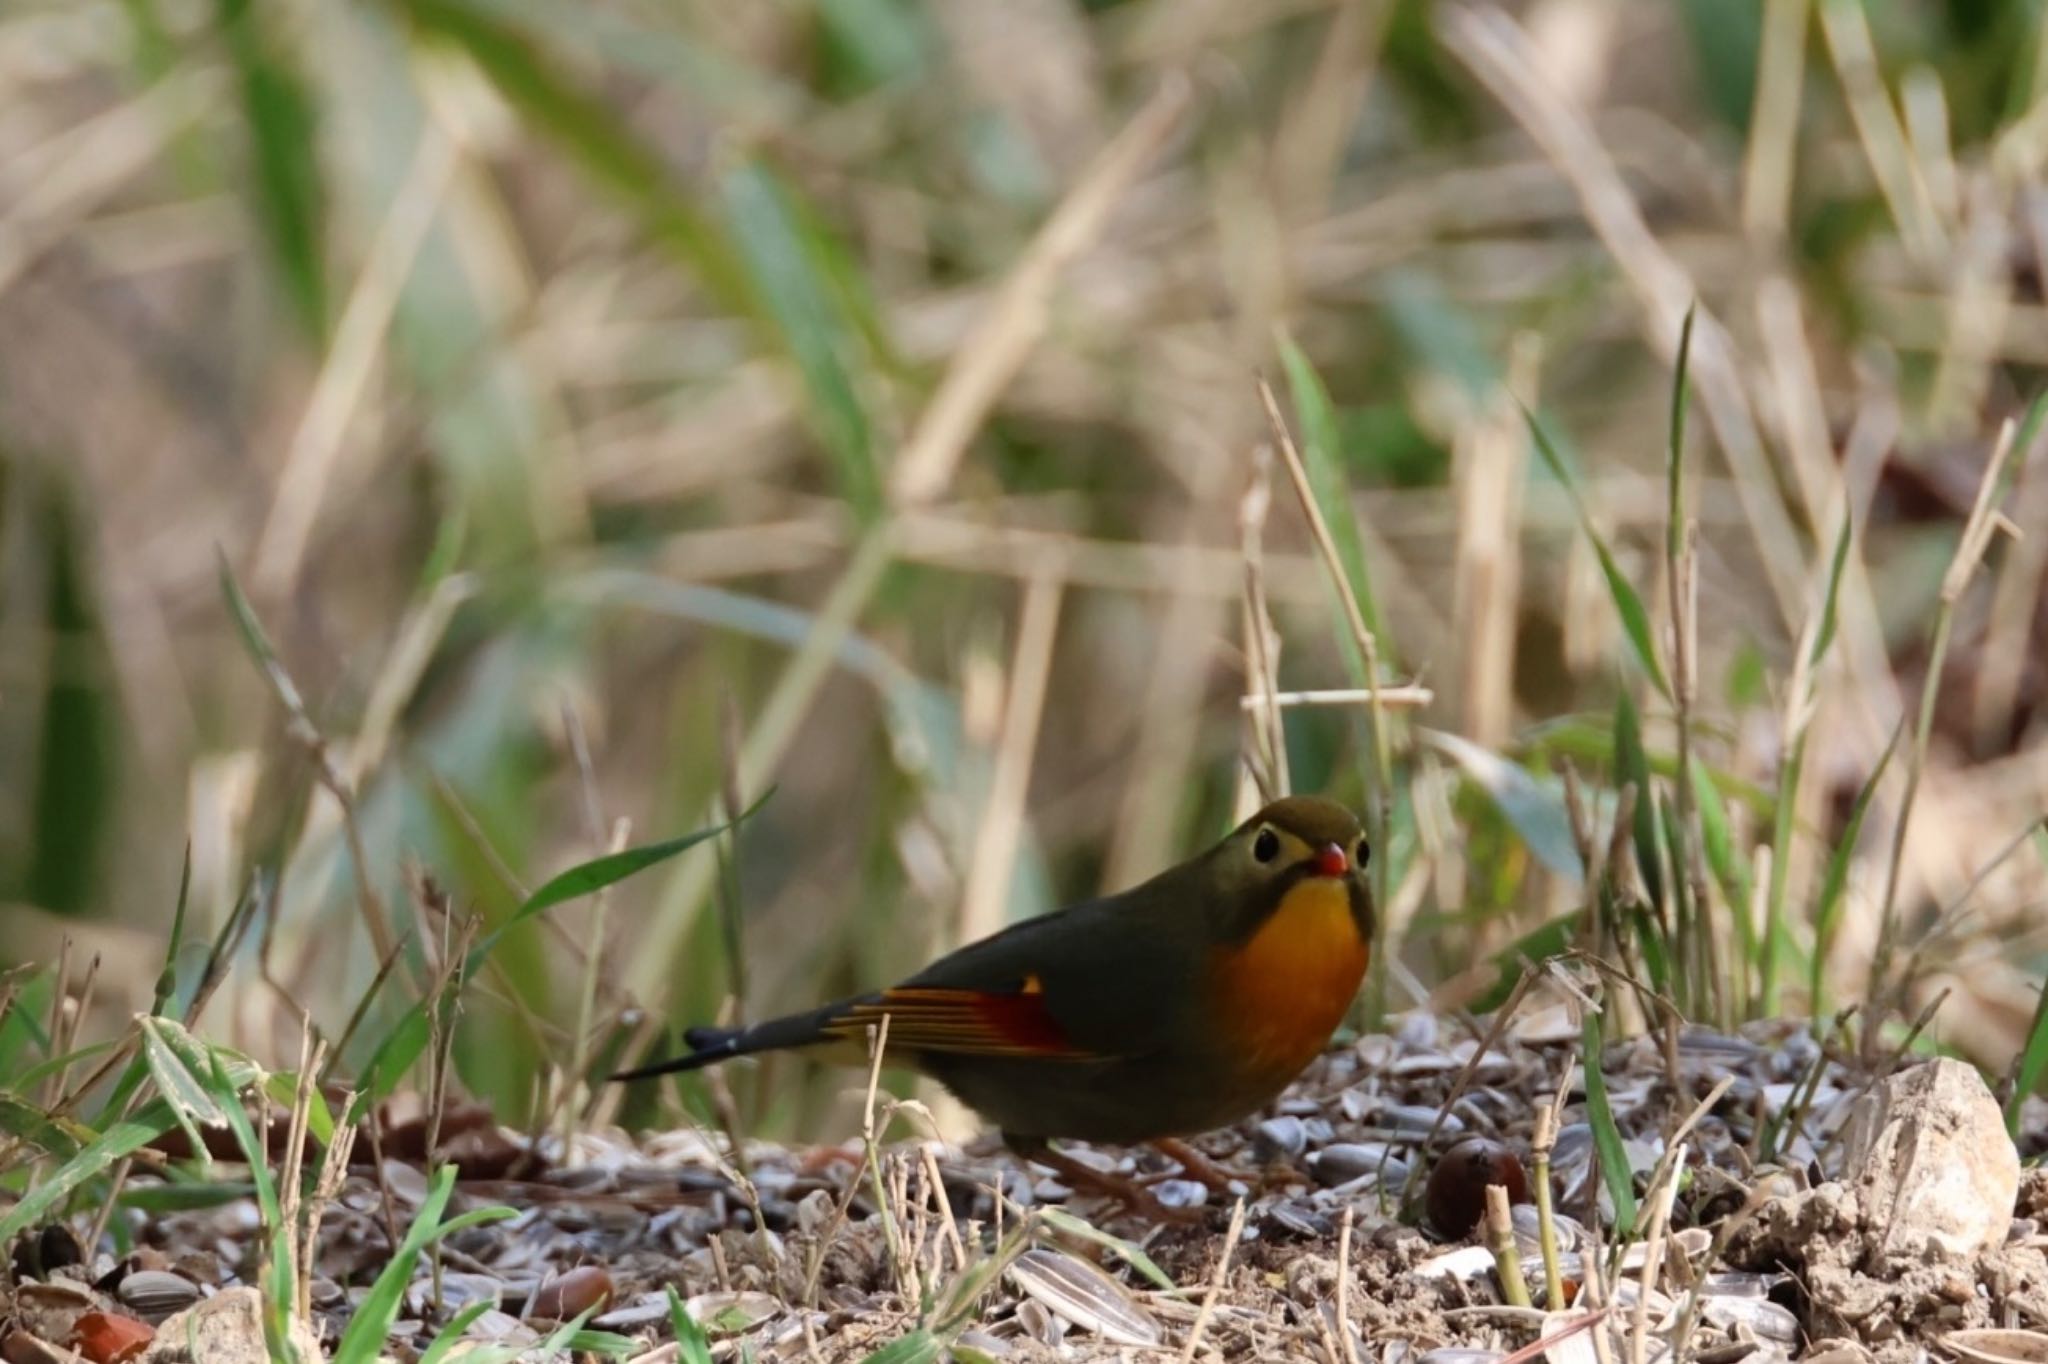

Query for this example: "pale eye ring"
[1252,827,1280,863]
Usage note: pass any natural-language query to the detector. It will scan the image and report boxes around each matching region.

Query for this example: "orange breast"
[1208,879,1370,1081]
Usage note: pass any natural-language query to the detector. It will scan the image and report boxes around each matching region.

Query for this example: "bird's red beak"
[1314,842,1349,878]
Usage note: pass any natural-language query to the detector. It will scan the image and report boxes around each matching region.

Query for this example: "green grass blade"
[1036,1205,1181,1296]
[1666,301,1696,552]
[723,160,882,518]
[1468,911,1580,1014]
[666,1286,716,1364]
[351,801,763,1111]
[1612,691,1666,913]
[330,1165,517,1364]
[1809,721,1901,1010]
[1691,764,1754,967]
[1806,511,1854,669]
[0,1094,97,1163]
[400,0,749,311]
[857,1330,943,1364]
[417,1302,495,1364]
[1580,1008,1639,1232]
[1278,332,1394,668]
[1523,405,1673,701]
[215,0,325,339]
[138,1016,228,1168]
[204,1050,301,1364]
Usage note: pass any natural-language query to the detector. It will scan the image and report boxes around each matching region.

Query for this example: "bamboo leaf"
[1580,1008,1639,1231]
[1523,406,1672,700]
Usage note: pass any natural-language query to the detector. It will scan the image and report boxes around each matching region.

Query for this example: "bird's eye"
[1252,827,1280,863]
[1355,837,1372,868]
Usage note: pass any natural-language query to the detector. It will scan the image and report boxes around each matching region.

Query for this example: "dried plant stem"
[1178,1197,1247,1363]
[1870,416,2024,1026]
[1335,1204,1362,1364]
[1629,1143,1688,1364]
[1240,444,1287,804]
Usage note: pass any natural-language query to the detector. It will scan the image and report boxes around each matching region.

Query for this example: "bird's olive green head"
[1194,795,1374,943]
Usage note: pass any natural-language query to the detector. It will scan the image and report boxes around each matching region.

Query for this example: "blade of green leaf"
[204,1050,301,1364]
[1666,302,1696,558]
[1809,720,1903,1010]
[1580,1008,1639,1232]
[1523,405,1672,700]
[352,801,763,1112]
[1278,332,1394,670]
[856,1330,943,1364]
[1422,729,1584,880]
[1690,764,1754,966]
[138,1016,226,1168]
[1035,1205,1181,1296]
[666,1287,715,1364]
[723,160,882,518]
[1807,511,1854,668]
[1469,911,1580,1015]
[330,1165,517,1364]
[1612,690,1665,913]
[418,1302,496,1364]
[215,0,325,339]
[0,1093,95,1163]
[400,0,748,312]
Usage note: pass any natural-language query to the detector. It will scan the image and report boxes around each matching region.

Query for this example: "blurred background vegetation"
[2,0,2046,1144]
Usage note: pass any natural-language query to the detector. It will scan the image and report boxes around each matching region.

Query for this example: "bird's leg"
[1003,1134,1204,1224]
[1146,1136,1259,1194]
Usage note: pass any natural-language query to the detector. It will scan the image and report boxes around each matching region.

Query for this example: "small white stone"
[1838,1057,2020,1260]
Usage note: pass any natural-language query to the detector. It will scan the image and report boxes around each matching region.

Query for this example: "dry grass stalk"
[1452,331,1535,750]
[1740,0,1810,243]
[1870,416,2027,1017]
[1334,1203,1362,1364]
[1240,442,1289,806]
[1436,2,1808,628]
[1177,1196,1247,1363]
[960,572,1065,949]
[253,126,458,597]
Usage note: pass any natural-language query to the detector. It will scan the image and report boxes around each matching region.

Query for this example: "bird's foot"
[1146,1136,1259,1196]
[1010,1140,1207,1224]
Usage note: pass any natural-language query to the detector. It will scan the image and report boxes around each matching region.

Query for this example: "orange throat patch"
[1210,878,1370,1080]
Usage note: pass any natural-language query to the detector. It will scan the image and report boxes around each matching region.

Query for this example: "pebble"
[1254,1117,1307,1162]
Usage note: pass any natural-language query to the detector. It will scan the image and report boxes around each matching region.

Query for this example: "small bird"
[614,795,1373,1214]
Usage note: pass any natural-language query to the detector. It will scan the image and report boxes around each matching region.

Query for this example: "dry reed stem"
[253,125,458,596]
[960,572,1065,949]
[1452,332,1535,750]
[1240,443,1288,806]
[1437,2,1808,629]
[1871,416,2026,1012]
[1741,0,1810,243]
[1236,685,1434,711]
[0,68,219,299]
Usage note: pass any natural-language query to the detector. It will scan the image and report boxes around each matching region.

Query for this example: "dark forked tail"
[609,997,870,1082]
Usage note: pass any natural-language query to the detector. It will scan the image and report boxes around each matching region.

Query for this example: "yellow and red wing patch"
[822,981,1087,1058]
